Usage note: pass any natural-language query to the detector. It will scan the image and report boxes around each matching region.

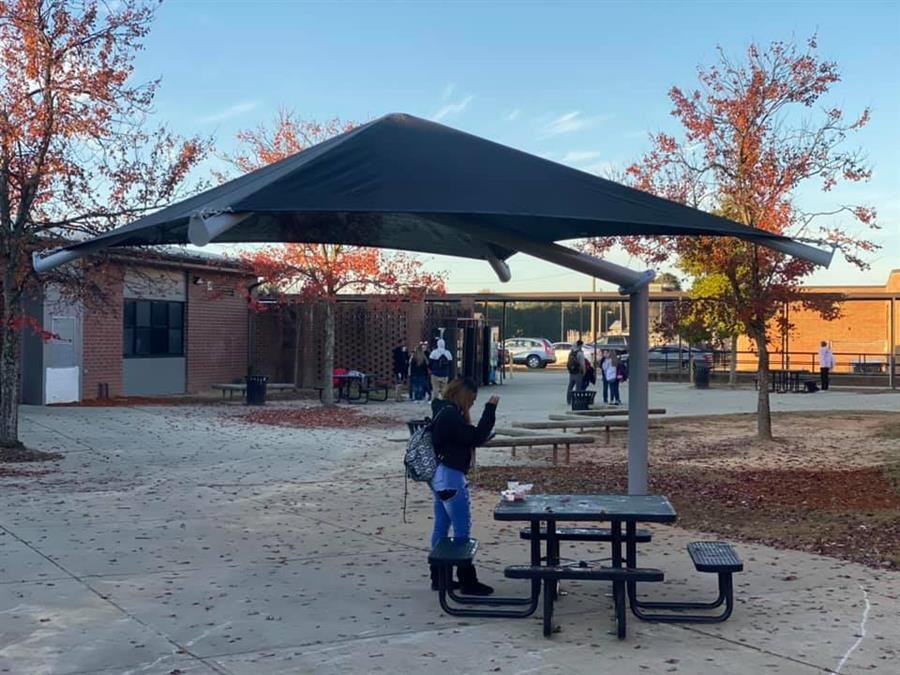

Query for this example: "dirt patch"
[0,443,64,463]
[238,406,403,429]
[474,410,900,570]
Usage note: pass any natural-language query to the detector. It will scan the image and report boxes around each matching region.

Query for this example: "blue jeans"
[602,378,610,403]
[430,466,471,549]
[609,379,621,403]
[411,374,427,400]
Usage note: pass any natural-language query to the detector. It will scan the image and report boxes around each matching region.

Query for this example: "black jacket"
[430,399,497,474]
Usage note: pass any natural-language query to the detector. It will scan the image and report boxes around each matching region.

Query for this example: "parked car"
[647,345,712,370]
[504,337,557,369]
[593,335,629,354]
[551,341,573,364]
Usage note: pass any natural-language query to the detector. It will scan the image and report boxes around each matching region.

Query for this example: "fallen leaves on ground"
[475,410,900,570]
[239,406,402,429]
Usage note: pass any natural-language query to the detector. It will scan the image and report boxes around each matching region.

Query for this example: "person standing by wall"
[818,340,835,391]
[408,345,430,401]
[565,340,586,404]
[429,338,453,399]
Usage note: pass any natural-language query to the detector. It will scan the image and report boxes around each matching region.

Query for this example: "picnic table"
[494,494,675,637]
[767,368,810,393]
[431,493,743,637]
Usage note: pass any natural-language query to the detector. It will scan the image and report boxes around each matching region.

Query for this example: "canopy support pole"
[627,284,650,495]
[473,230,655,495]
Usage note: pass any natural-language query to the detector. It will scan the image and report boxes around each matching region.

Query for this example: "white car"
[551,342,573,364]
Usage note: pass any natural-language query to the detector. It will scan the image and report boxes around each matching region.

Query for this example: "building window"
[123,300,184,357]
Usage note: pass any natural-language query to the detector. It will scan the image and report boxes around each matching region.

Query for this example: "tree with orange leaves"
[0,0,209,450]
[228,110,446,405]
[585,37,879,439]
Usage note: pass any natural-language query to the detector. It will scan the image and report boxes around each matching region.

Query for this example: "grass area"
[474,410,900,569]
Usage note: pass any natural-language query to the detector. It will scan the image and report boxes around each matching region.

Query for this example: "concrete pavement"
[1,377,898,674]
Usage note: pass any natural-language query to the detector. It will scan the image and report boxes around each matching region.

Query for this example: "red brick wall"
[737,297,895,372]
[82,267,125,400]
[186,273,250,391]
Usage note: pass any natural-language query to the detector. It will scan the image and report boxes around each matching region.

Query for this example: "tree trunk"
[728,334,738,387]
[322,300,335,406]
[754,326,773,440]
[0,303,22,448]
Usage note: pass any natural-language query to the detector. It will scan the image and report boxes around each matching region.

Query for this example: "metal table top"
[494,494,677,523]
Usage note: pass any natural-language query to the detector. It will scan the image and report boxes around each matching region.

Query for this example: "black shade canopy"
[52,112,790,262]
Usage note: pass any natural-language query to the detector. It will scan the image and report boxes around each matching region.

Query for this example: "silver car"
[504,337,557,369]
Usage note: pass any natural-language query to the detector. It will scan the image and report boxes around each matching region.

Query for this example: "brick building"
[737,269,900,373]
[20,262,898,405]
[21,250,256,404]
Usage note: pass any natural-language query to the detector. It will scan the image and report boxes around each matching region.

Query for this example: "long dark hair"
[443,377,478,423]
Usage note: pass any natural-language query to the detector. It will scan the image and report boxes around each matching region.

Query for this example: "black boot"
[430,564,461,591]
[457,563,494,596]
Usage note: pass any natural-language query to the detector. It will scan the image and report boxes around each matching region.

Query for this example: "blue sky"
[135,0,899,292]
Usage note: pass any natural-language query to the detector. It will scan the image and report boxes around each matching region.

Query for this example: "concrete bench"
[562,407,667,418]
[482,433,595,464]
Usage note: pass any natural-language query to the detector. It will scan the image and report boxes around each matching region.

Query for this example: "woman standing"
[429,377,499,595]
[604,352,622,405]
[408,346,430,401]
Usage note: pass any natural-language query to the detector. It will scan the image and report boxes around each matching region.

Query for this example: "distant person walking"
[565,340,586,404]
[409,345,430,401]
[393,343,410,401]
[429,338,453,399]
[604,352,622,405]
[818,340,835,391]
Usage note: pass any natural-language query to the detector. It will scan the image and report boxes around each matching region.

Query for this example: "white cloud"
[432,95,473,121]
[442,83,456,100]
[560,150,604,164]
[506,108,521,121]
[540,111,610,137]
[198,100,261,124]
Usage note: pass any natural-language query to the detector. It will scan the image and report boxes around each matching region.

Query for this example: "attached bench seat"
[519,526,652,565]
[630,541,743,624]
[519,526,651,543]
[505,564,664,638]
[429,538,538,619]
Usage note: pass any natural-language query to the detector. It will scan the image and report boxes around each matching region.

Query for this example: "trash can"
[571,390,595,411]
[693,359,711,389]
[245,375,268,405]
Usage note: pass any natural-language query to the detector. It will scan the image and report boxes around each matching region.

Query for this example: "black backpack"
[566,350,580,374]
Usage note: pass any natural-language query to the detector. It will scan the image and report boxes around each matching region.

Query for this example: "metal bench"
[630,540,743,623]
[429,538,538,618]
[211,383,296,400]
[505,564,664,638]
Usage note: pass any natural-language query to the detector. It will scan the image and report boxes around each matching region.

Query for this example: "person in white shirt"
[818,340,835,390]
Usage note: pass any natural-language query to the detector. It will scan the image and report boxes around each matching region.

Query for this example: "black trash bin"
[571,390,595,411]
[245,375,268,405]
[693,359,711,389]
